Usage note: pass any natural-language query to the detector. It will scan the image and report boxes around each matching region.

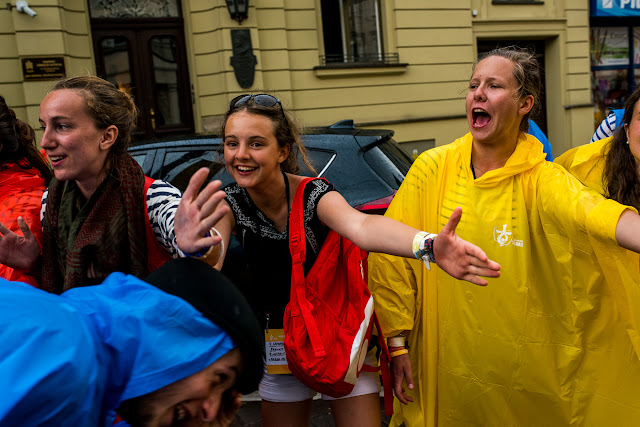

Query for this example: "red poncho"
[0,163,46,287]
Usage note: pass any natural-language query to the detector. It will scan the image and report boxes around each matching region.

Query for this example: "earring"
[627,140,630,145]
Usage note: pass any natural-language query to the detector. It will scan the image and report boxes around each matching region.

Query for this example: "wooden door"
[93,25,194,140]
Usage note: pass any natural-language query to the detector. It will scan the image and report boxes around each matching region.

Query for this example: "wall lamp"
[6,1,37,17]
[226,0,248,24]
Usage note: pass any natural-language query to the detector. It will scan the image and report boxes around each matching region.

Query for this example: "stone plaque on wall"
[21,57,66,81]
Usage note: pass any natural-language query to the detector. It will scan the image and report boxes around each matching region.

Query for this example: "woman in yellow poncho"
[556,85,640,212]
[369,47,640,427]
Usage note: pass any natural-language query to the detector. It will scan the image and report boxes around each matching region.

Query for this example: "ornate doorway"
[90,0,194,140]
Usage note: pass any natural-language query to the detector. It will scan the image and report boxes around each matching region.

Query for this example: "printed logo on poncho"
[493,224,523,247]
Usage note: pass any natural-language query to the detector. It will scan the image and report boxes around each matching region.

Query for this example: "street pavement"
[230,392,394,426]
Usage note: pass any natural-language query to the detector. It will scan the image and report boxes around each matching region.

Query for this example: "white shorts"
[258,350,380,403]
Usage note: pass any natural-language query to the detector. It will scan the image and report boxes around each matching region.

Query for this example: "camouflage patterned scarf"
[41,155,149,293]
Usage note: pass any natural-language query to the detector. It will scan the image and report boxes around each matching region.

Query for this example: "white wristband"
[210,227,225,261]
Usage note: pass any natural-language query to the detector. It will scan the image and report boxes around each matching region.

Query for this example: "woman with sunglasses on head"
[206,93,501,427]
[368,47,640,426]
[0,95,52,287]
[0,76,226,293]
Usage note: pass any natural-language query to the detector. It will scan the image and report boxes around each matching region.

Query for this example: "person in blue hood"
[0,257,264,427]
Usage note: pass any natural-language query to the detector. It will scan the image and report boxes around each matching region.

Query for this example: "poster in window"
[591,27,629,66]
[634,27,640,65]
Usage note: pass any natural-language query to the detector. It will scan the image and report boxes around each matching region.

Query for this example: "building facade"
[589,0,640,128]
[1,0,594,157]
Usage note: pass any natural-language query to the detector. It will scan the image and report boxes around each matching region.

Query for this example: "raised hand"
[174,167,229,255]
[433,207,501,286]
[0,217,40,271]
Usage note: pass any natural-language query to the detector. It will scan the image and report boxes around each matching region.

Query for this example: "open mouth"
[48,155,67,165]
[472,109,491,127]
[236,166,257,173]
[173,403,188,424]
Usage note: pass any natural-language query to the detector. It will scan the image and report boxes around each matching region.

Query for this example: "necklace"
[470,157,486,179]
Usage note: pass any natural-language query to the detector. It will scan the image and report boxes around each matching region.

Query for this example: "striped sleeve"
[590,111,617,143]
[146,180,185,257]
[40,189,48,223]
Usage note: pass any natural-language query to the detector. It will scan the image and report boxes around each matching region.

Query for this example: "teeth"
[237,166,255,171]
[50,156,65,162]
[175,404,186,421]
[473,109,485,113]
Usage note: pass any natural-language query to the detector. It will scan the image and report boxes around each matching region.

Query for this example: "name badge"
[265,329,291,374]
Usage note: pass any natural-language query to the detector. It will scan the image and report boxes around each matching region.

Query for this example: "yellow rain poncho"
[369,133,640,426]
[554,136,612,195]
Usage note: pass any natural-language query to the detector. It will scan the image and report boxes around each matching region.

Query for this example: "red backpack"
[283,178,392,414]
[143,176,172,271]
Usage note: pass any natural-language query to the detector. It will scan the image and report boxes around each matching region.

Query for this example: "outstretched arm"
[615,209,640,253]
[174,168,230,265]
[317,192,500,286]
[0,217,40,271]
[433,207,501,286]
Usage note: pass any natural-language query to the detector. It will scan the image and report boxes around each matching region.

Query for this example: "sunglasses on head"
[229,94,286,119]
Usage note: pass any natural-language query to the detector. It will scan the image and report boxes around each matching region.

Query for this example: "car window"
[131,153,147,168]
[161,149,224,192]
[376,140,413,175]
[362,140,412,188]
[301,148,335,177]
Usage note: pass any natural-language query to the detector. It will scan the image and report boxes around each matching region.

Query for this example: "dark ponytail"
[0,95,52,185]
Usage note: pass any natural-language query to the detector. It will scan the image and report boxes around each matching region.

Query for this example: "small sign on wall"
[21,57,66,81]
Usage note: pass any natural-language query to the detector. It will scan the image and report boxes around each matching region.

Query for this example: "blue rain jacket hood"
[0,273,236,427]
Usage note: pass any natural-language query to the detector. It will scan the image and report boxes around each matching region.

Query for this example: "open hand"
[174,167,229,255]
[0,217,40,271]
[433,207,501,286]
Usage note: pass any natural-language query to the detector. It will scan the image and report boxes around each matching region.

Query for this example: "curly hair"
[50,76,139,172]
[476,47,543,133]
[0,95,52,184]
[604,87,640,210]
[220,95,315,175]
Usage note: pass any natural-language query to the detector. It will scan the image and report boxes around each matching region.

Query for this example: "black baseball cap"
[144,257,264,394]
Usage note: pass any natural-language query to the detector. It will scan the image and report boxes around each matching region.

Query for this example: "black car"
[130,120,413,297]
[129,120,413,215]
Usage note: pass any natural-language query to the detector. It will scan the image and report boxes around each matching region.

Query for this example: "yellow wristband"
[389,348,409,358]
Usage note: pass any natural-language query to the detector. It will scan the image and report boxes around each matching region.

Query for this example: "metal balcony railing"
[319,53,400,66]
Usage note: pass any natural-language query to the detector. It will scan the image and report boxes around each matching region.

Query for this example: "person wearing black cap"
[0,257,263,427]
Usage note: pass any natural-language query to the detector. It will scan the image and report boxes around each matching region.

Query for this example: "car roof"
[129,120,395,152]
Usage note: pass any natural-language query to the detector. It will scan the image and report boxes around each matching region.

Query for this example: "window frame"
[316,0,400,67]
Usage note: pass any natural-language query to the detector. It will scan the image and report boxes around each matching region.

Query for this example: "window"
[492,0,544,4]
[161,149,223,192]
[590,27,640,128]
[89,0,180,18]
[321,0,395,65]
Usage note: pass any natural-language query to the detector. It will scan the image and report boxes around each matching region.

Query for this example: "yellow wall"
[0,0,94,140]
[0,0,594,157]
[187,0,593,155]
